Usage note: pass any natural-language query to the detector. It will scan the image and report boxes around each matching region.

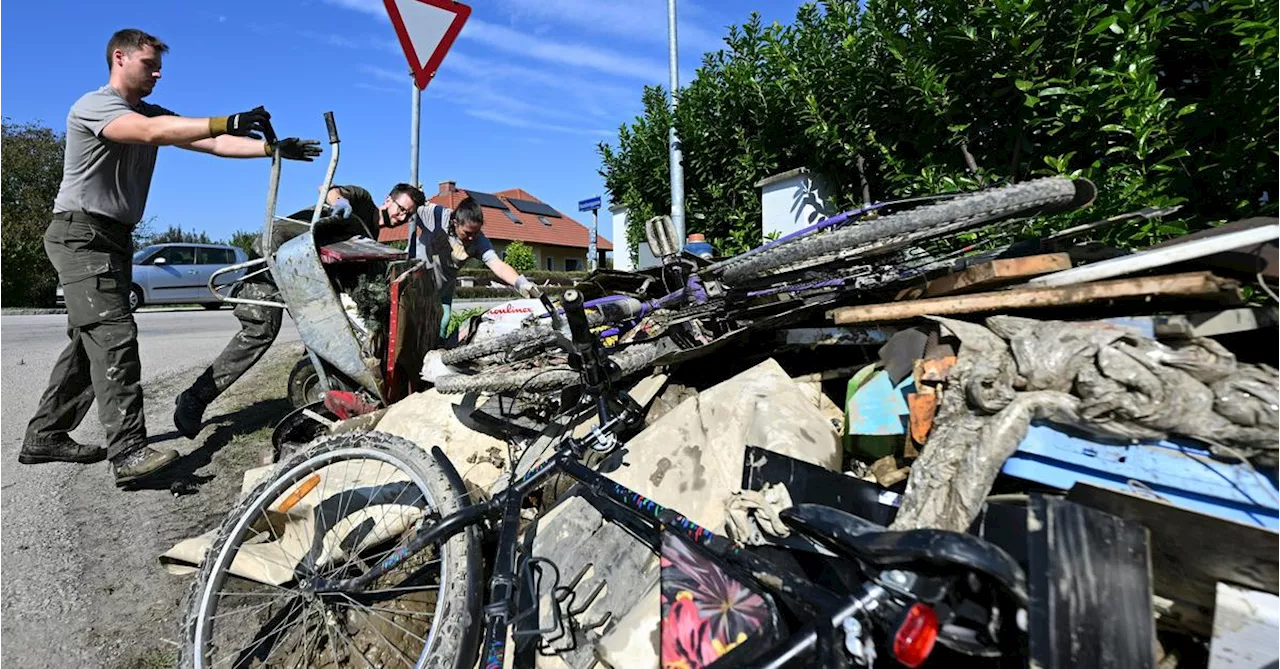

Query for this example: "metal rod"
[666,0,686,247]
[589,208,599,271]
[313,112,341,225]
[410,79,422,187]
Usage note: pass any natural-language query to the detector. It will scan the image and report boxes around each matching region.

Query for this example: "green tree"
[502,240,537,272]
[599,0,1278,257]
[143,224,213,245]
[1,120,64,307]
[228,229,260,259]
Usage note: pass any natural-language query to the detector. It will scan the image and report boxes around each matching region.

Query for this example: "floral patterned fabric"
[660,531,770,669]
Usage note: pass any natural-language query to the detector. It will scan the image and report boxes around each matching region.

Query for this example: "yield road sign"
[384,0,471,90]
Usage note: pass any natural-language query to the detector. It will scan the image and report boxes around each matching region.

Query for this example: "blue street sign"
[578,196,602,212]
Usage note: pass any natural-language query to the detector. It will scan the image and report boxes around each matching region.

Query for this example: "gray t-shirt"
[411,203,497,302]
[53,86,176,226]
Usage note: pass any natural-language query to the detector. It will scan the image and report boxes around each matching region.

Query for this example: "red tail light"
[892,603,939,667]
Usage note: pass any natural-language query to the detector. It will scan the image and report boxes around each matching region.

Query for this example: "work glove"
[447,236,469,263]
[515,276,543,299]
[210,106,275,142]
[268,137,322,162]
[331,197,353,219]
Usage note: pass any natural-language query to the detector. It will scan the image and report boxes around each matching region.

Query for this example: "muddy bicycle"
[431,177,1099,397]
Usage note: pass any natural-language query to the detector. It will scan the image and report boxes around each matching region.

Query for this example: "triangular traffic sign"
[383,0,471,90]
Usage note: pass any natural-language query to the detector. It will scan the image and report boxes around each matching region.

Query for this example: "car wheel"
[129,285,144,312]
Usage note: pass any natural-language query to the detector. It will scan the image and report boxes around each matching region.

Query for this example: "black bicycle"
[180,290,1030,668]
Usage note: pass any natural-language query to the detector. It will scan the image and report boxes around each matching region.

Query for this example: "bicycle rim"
[189,447,449,669]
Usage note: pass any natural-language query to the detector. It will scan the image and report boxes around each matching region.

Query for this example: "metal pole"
[410,78,422,187]
[589,208,599,271]
[666,0,686,247]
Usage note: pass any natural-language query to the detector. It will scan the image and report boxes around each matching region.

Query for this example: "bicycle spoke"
[210,595,306,669]
[330,594,418,668]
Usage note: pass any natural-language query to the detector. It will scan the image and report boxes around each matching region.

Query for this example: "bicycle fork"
[480,466,527,669]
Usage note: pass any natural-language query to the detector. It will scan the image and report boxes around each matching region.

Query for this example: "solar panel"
[463,190,509,210]
[507,197,562,218]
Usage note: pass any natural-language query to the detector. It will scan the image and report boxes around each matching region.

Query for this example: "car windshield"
[133,247,157,263]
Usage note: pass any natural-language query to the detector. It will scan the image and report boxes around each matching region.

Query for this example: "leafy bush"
[599,0,1278,259]
[458,268,587,284]
[228,230,260,259]
[503,240,537,272]
[456,285,569,300]
[2,121,64,307]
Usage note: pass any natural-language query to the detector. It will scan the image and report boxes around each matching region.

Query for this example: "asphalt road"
[0,308,302,666]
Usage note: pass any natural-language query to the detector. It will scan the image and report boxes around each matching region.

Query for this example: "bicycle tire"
[180,431,480,669]
[718,178,1083,285]
[434,342,663,395]
[442,324,558,366]
[442,311,612,366]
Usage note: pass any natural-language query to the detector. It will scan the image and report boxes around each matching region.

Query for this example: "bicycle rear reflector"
[892,603,939,668]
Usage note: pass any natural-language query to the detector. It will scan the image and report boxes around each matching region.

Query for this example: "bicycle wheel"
[718,177,1088,285]
[434,341,664,395]
[441,324,558,366]
[181,431,480,669]
[443,309,612,366]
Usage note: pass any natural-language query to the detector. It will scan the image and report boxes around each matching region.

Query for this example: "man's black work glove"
[268,138,323,162]
[210,106,275,142]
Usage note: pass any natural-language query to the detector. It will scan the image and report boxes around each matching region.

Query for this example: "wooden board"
[896,253,1072,300]
[830,272,1239,325]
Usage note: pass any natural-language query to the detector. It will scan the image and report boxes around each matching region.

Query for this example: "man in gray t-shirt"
[22,28,320,486]
[410,195,542,338]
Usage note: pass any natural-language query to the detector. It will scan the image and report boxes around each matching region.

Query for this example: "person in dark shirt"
[172,183,424,438]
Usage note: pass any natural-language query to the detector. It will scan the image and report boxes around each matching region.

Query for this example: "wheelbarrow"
[205,112,442,454]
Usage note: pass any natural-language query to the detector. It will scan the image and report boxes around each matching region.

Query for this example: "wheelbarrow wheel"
[180,430,482,669]
[288,356,354,409]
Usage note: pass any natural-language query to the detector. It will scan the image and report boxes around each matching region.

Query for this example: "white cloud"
[464,109,610,136]
[319,0,387,20]
[463,19,667,82]
[318,0,670,83]
[494,0,726,55]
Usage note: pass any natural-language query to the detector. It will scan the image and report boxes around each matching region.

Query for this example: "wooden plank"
[897,253,1072,299]
[830,272,1239,325]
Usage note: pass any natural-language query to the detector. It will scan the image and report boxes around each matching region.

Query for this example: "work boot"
[19,434,107,465]
[112,445,180,486]
[174,391,207,439]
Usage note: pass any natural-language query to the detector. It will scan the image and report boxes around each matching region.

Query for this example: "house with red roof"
[379,181,612,271]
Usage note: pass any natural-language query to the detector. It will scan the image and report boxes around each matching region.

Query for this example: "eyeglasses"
[387,198,414,217]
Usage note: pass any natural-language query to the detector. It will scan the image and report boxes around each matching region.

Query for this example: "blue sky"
[2,0,803,243]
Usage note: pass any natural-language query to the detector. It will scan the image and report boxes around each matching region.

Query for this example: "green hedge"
[457,269,587,285]
[599,0,1278,259]
[455,285,570,300]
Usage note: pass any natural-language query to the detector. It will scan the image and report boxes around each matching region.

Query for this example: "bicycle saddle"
[780,504,1027,603]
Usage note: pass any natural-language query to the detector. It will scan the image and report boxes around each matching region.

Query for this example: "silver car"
[56,242,249,311]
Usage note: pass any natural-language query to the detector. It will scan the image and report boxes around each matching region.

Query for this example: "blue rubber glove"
[331,197,352,219]
[439,302,452,339]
